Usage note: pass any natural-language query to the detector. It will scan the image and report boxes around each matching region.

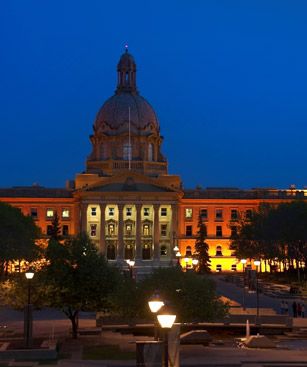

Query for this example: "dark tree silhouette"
[194,214,211,273]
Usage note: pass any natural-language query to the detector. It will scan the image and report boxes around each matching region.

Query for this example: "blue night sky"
[1,1,306,190]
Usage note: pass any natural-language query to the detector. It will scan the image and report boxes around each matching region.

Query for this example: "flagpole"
[128,106,131,170]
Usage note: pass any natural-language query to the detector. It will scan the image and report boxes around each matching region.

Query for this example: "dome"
[93,49,159,135]
[94,92,159,134]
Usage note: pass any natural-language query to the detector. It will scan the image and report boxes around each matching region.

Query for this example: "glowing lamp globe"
[254,260,260,267]
[148,293,164,314]
[25,271,34,280]
[192,259,199,266]
[240,259,247,264]
[157,306,176,329]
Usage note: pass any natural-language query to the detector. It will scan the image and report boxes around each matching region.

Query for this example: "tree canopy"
[0,202,40,275]
[230,201,307,271]
[40,233,121,337]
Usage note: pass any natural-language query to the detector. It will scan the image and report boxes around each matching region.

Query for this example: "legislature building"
[1,50,306,274]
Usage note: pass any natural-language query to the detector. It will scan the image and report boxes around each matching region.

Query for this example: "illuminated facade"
[1,50,306,274]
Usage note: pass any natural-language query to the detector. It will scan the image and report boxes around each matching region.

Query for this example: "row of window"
[90,223,169,238]
[106,243,168,260]
[185,208,252,221]
[90,206,168,217]
[30,208,70,220]
[184,245,225,257]
[185,225,237,237]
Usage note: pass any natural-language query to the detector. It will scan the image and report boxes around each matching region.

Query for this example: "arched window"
[148,143,153,161]
[107,244,116,260]
[124,243,134,259]
[160,245,167,256]
[142,243,151,260]
[123,142,132,161]
[216,245,223,256]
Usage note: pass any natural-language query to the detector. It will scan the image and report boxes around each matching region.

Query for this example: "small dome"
[93,49,159,135]
[94,92,159,135]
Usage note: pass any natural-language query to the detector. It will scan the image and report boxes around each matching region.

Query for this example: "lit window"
[200,209,208,219]
[161,208,167,217]
[216,264,222,272]
[185,208,193,219]
[185,225,192,236]
[108,224,115,236]
[62,225,69,236]
[231,209,238,220]
[90,224,97,237]
[216,226,222,237]
[216,245,223,256]
[46,209,54,218]
[126,207,132,216]
[30,208,38,219]
[215,209,223,220]
[62,209,70,218]
[91,207,97,216]
[186,246,192,256]
[143,207,150,216]
[231,264,237,272]
[123,143,132,161]
[109,207,114,216]
[161,224,167,237]
[126,224,132,235]
[143,224,150,236]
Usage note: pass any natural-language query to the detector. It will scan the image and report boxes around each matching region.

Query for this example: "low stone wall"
[0,340,57,361]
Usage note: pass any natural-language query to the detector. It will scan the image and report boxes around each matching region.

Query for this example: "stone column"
[171,204,178,263]
[99,203,106,255]
[135,204,142,262]
[117,204,125,262]
[153,204,160,263]
[81,203,88,233]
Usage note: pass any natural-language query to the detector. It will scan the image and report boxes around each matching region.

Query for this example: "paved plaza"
[1,276,307,366]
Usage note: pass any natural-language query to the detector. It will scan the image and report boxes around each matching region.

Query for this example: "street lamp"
[173,245,179,253]
[240,259,247,311]
[175,251,181,267]
[192,258,199,271]
[126,259,135,279]
[25,270,35,348]
[254,260,261,323]
[148,292,164,340]
[157,305,176,367]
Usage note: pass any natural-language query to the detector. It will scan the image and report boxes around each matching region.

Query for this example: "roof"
[183,188,306,200]
[0,186,73,198]
[85,181,174,193]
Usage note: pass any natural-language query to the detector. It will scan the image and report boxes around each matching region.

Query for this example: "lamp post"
[254,260,260,323]
[192,258,199,271]
[148,292,164,340]
[240,259,247,311]
[25,270,34,348]
[175,251,181,267]
[126,259,135,279]
[157,305,176,367]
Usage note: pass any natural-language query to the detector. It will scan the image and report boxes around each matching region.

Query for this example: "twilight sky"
[1,1,306,190]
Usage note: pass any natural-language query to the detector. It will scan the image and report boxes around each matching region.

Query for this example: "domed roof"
[94,92,159,134]
[93,49,159,135]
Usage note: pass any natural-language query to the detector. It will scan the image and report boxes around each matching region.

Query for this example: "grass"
[82,345,135,360]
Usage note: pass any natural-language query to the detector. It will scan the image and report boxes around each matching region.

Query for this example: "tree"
[194,214,211,273]
[49,211,61,241]
[0,202,40,276]
[109,267,227,322]
[40,233,121,338]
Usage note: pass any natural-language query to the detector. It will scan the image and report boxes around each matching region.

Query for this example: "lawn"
[82,344,135,360]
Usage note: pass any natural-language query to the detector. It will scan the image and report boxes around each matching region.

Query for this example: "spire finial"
[125,44,129,53]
